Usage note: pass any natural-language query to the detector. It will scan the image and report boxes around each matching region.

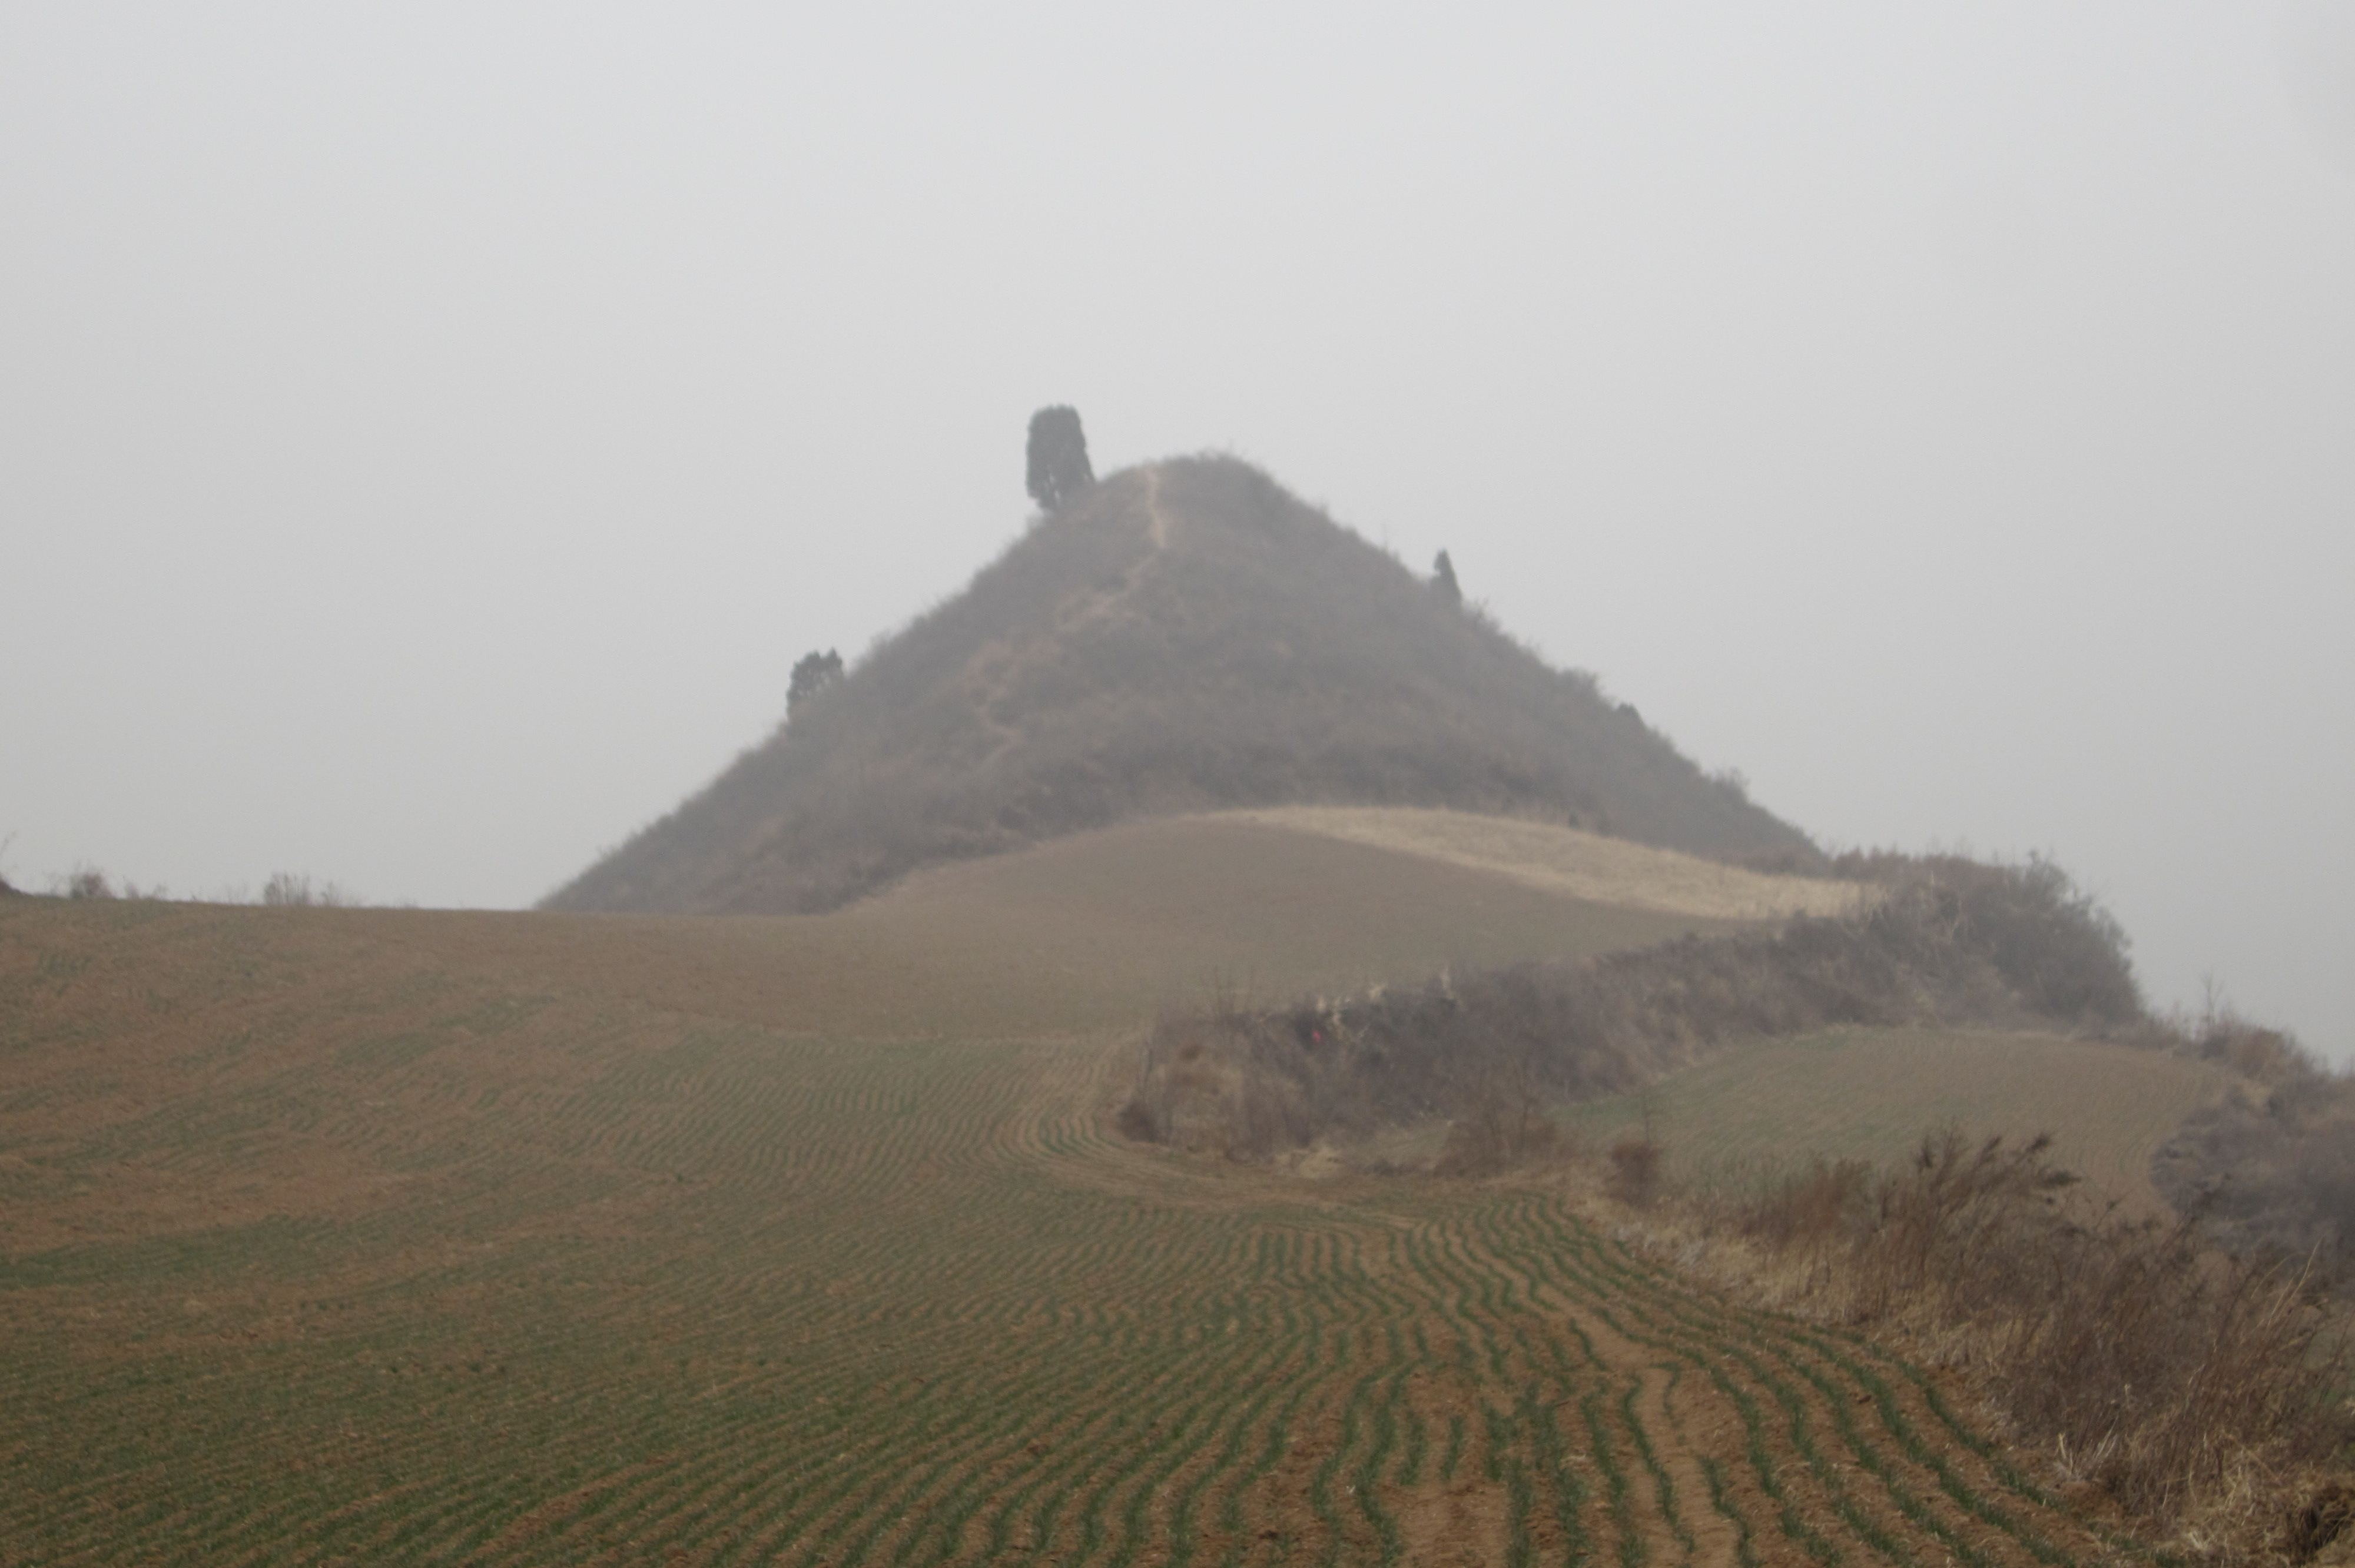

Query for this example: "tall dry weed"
[1706,1130,2354,1557]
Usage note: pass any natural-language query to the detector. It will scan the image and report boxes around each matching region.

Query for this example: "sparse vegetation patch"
[260,871,358,908]
[1619,1128,2355,1562]
[1126,852,2144,1160]
[547,454,1819,915]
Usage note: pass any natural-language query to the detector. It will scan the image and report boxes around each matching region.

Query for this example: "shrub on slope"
[1125,853,2142,1157]
[2154,1019,2355,1283]
[546,455,1816,914]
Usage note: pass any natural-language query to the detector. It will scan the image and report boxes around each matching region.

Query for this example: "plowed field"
[0,838,2159,1566]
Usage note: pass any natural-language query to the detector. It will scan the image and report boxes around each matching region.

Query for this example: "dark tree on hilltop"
[1432,550,1462,607]
[788,648,844,721]
[1026,406,1094,512]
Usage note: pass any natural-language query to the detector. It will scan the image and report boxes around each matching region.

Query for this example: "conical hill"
[545,455,1817,914]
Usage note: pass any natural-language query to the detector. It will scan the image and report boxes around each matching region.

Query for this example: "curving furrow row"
[1474,1192,2130,1568]
[0,1024,2164,1568]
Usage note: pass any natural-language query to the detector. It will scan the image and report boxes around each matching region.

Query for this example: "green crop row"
[1,1027,2160,1568]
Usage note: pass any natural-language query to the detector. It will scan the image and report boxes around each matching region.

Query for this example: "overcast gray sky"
[6,4,2351,1058]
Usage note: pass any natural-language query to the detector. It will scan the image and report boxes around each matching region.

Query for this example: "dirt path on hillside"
[1143,462,1170,549]
[960,465,1174,772]
[1058,462,1171,632]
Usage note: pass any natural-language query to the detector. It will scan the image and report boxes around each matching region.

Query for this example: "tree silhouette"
[1432,550,1462,607]
[1025,406,1094,512]
[788,648,844,721]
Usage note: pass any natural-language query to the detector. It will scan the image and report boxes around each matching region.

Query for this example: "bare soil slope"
[1227,806,1862,921]
[548,456,1818,915]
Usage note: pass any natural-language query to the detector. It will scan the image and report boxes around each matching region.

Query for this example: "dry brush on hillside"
[548,455,1819,915]
[1638,1130,2355,1563]
[1122,852,2144,1162]
[2155,1015,2355,1284]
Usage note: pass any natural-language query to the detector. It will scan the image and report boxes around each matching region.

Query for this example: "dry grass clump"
[1681,1130,2355,1561]
[1123,851,2142,1159]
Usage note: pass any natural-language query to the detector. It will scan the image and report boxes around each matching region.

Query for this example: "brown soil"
[1227,805,1862,922]
[0,839,2176,1566]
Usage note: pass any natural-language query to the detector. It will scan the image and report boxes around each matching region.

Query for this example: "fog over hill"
[548,457,1815,914]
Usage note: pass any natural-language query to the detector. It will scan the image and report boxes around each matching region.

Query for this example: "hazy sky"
[6,5,2352,1058]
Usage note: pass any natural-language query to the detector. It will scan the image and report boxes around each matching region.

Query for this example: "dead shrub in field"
[1434,1084,1564,1176]
[1432,1039,1568,1175]
[1113,1098,1162,1143]
[260,872,357,908]
[1707,1129,2355,1551]
[62,864,116,900]
[1606,1137,1664,1207]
